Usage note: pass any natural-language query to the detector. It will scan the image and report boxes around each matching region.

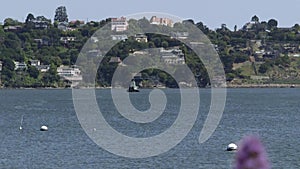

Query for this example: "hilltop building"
[150,16,173,27]
[111,17,128,32]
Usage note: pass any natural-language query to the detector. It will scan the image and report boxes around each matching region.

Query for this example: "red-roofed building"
[150,16,173,27]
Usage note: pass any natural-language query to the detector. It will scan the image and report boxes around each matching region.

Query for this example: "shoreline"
[0,83,299,90]
[226,83,299,88]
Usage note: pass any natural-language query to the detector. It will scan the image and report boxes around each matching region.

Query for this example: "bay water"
[0,88,299,168]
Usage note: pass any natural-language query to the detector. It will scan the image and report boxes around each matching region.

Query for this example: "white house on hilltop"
[111,17,128,32]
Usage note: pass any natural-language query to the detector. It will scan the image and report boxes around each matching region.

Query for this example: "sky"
[1,0,300,30]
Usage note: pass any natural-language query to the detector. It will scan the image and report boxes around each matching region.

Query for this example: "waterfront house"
[57,65,82,81]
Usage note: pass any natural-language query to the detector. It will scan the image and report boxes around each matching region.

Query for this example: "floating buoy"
[40,125,48,131]
[227,143,237,151]
[19,126,22,130]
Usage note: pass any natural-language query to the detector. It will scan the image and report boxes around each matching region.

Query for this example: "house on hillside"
[111,34,128,41]
[170,32,189,39]
[32,16,51,29]
[111,17,128,32]
[60,37,76,43]
[57,22,69,30]
[29,59,50,72]
[134,34,148,42]
[14,61,27,70]
[160,47,185,65]
[29,60,40,66]
[150,16,173,27]
[57,65,82,81]
[4,26,22,32]
[109,57,123,65]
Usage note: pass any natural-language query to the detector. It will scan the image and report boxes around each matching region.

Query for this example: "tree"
[3,18,21,26]
[2,58,15,71]
[161,41,169,48]
[234,25,237,32]
[251,15,259,23]
[293,24,300,31]
[42,64,60,86]
[54,6,68,22]
[267,19,278,30]
[258,63,269,74]
[28,66,39,78]
[25,13,35,23]
[183,19,195,25]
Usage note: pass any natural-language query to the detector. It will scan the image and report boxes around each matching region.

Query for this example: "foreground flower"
[234,135,270,169]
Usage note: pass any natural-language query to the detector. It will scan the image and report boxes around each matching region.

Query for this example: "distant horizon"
[1,0,300,30]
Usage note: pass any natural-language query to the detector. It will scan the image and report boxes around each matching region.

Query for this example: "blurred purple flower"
[234,135,270,169]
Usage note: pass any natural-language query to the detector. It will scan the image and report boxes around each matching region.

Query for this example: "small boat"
[128,79,139,92]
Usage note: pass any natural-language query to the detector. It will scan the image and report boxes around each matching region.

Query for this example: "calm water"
[0,88,299,169]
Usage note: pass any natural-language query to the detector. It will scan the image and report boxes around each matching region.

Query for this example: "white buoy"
[19,126,22,130]
[40,125,48,131]
[227,143,237,151]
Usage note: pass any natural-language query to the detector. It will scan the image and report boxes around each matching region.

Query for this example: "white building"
[111,34,128,41]
[170,32,189,39]
[36,65,50,72]
[29,60,41,66]
[57,65,82,81]
[150,16,174,27]
[60,37,76,43]
[14,61,27,70]
[111,17,128,32]
[160,48,185,65]
[135,34,148,42]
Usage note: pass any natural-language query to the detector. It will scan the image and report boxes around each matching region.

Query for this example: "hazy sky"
[1,0,300,30]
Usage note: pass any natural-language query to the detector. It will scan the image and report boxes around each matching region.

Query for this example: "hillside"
[1,9,300,88]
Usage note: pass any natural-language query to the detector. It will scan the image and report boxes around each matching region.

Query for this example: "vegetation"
[1,8,300,88]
